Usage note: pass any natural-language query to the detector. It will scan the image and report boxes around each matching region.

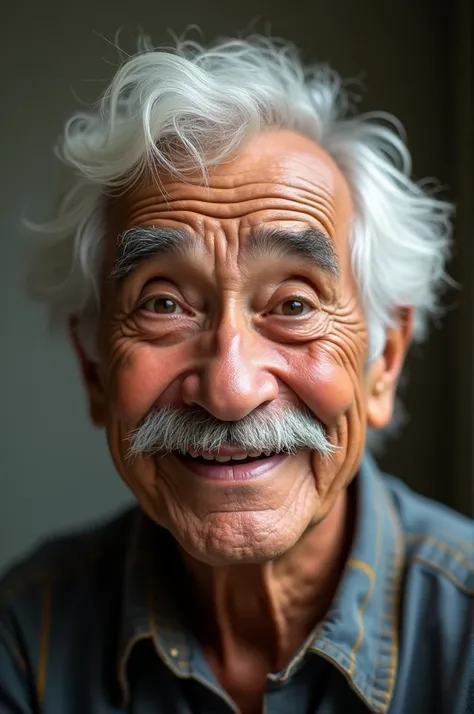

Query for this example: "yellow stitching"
[406,534,474,551]
[346,559,376,581]
[310,637,357,665]
[378,490,404,705]
[347,501,382,677]
[117,631,153,706]
[145,570,185,677]
[405,536,474,567]
[346,559,376,675]
[310,638,381,713]
[413,556,474,595]
[36,579,51,709]
[117,520,156,708]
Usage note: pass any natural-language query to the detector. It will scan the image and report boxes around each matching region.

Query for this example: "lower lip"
[173,453,289,481]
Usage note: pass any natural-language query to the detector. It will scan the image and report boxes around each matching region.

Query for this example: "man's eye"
[271,298,313,316]
[140,297,183,314]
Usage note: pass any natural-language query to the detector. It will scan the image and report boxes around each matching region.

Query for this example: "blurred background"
[1,0,472,570]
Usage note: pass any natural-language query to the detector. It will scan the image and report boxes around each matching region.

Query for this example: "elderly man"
[1,35,472,714]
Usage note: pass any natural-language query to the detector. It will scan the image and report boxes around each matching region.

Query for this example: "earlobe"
[367,370,395,430]
[366,308,414,430]
[68,317,107,428]
[366,355,393,429]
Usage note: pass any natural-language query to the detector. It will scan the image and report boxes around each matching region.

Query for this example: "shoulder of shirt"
[382,473,474,597]
[0,506,137,611]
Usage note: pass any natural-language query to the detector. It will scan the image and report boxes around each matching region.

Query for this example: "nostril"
[180,373,201,407]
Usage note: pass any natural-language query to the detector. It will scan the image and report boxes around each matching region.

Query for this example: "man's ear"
[68,316,107,427]
[366,308,414,430]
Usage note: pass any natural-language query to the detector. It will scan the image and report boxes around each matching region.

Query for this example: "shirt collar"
[117,511,193,706]
[307,453,405,713]
[117,454,404,712]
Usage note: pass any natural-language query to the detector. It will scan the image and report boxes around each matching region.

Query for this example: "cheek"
[105,343,184,422]
[282,347,358,423]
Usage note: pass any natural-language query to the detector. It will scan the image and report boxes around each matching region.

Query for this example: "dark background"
[1,0,472,568]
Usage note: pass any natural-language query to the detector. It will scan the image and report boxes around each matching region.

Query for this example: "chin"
[172,512,305,566]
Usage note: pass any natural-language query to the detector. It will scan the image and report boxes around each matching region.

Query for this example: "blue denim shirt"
[1,455,473,714]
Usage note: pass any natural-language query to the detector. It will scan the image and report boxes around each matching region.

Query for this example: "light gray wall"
[1,0,456,570]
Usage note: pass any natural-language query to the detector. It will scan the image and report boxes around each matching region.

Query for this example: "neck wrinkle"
[180,487,353,673]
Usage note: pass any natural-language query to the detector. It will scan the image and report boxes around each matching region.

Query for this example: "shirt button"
[169,647,179,658]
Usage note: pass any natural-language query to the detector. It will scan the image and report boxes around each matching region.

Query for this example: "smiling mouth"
[168,449,289,481]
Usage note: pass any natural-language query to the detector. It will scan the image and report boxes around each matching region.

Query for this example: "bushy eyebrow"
[247,226,340,278]
[110,225,340,280]
[110,226,192,279]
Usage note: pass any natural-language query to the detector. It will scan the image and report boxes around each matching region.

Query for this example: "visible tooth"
[248,451,262,458]
[201,453,215,461]
[188,450,199,458]
[232,453,249,461]
[263,449,272,457]
[215,455,231,463]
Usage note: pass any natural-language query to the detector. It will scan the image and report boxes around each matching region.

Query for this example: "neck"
[180,488,354,674]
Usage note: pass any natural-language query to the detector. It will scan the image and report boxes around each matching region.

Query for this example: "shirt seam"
[346,556,379,675]
[405,535,474,566]
[0,621,26,671]
[371,485,404,708]
[118,631,154,706]
[0,546,105,608]
[0,512,135,608]
[309,638,381,713]
[310,476,404,714]
[406,533,474,550]
[411,555,474,595]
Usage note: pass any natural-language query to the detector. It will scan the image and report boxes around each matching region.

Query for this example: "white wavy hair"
[28,35,453,362]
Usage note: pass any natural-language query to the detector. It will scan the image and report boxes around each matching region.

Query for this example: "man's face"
[77,130,398,565]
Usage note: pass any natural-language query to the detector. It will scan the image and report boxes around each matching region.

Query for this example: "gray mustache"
[128,405,336,458]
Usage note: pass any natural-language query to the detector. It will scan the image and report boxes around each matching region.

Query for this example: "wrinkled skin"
[72,129,412,713]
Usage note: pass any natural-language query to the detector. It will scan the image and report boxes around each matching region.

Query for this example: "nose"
[181,324,279,421]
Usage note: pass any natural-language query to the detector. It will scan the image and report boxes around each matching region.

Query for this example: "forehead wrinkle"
[130,182,339,220]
